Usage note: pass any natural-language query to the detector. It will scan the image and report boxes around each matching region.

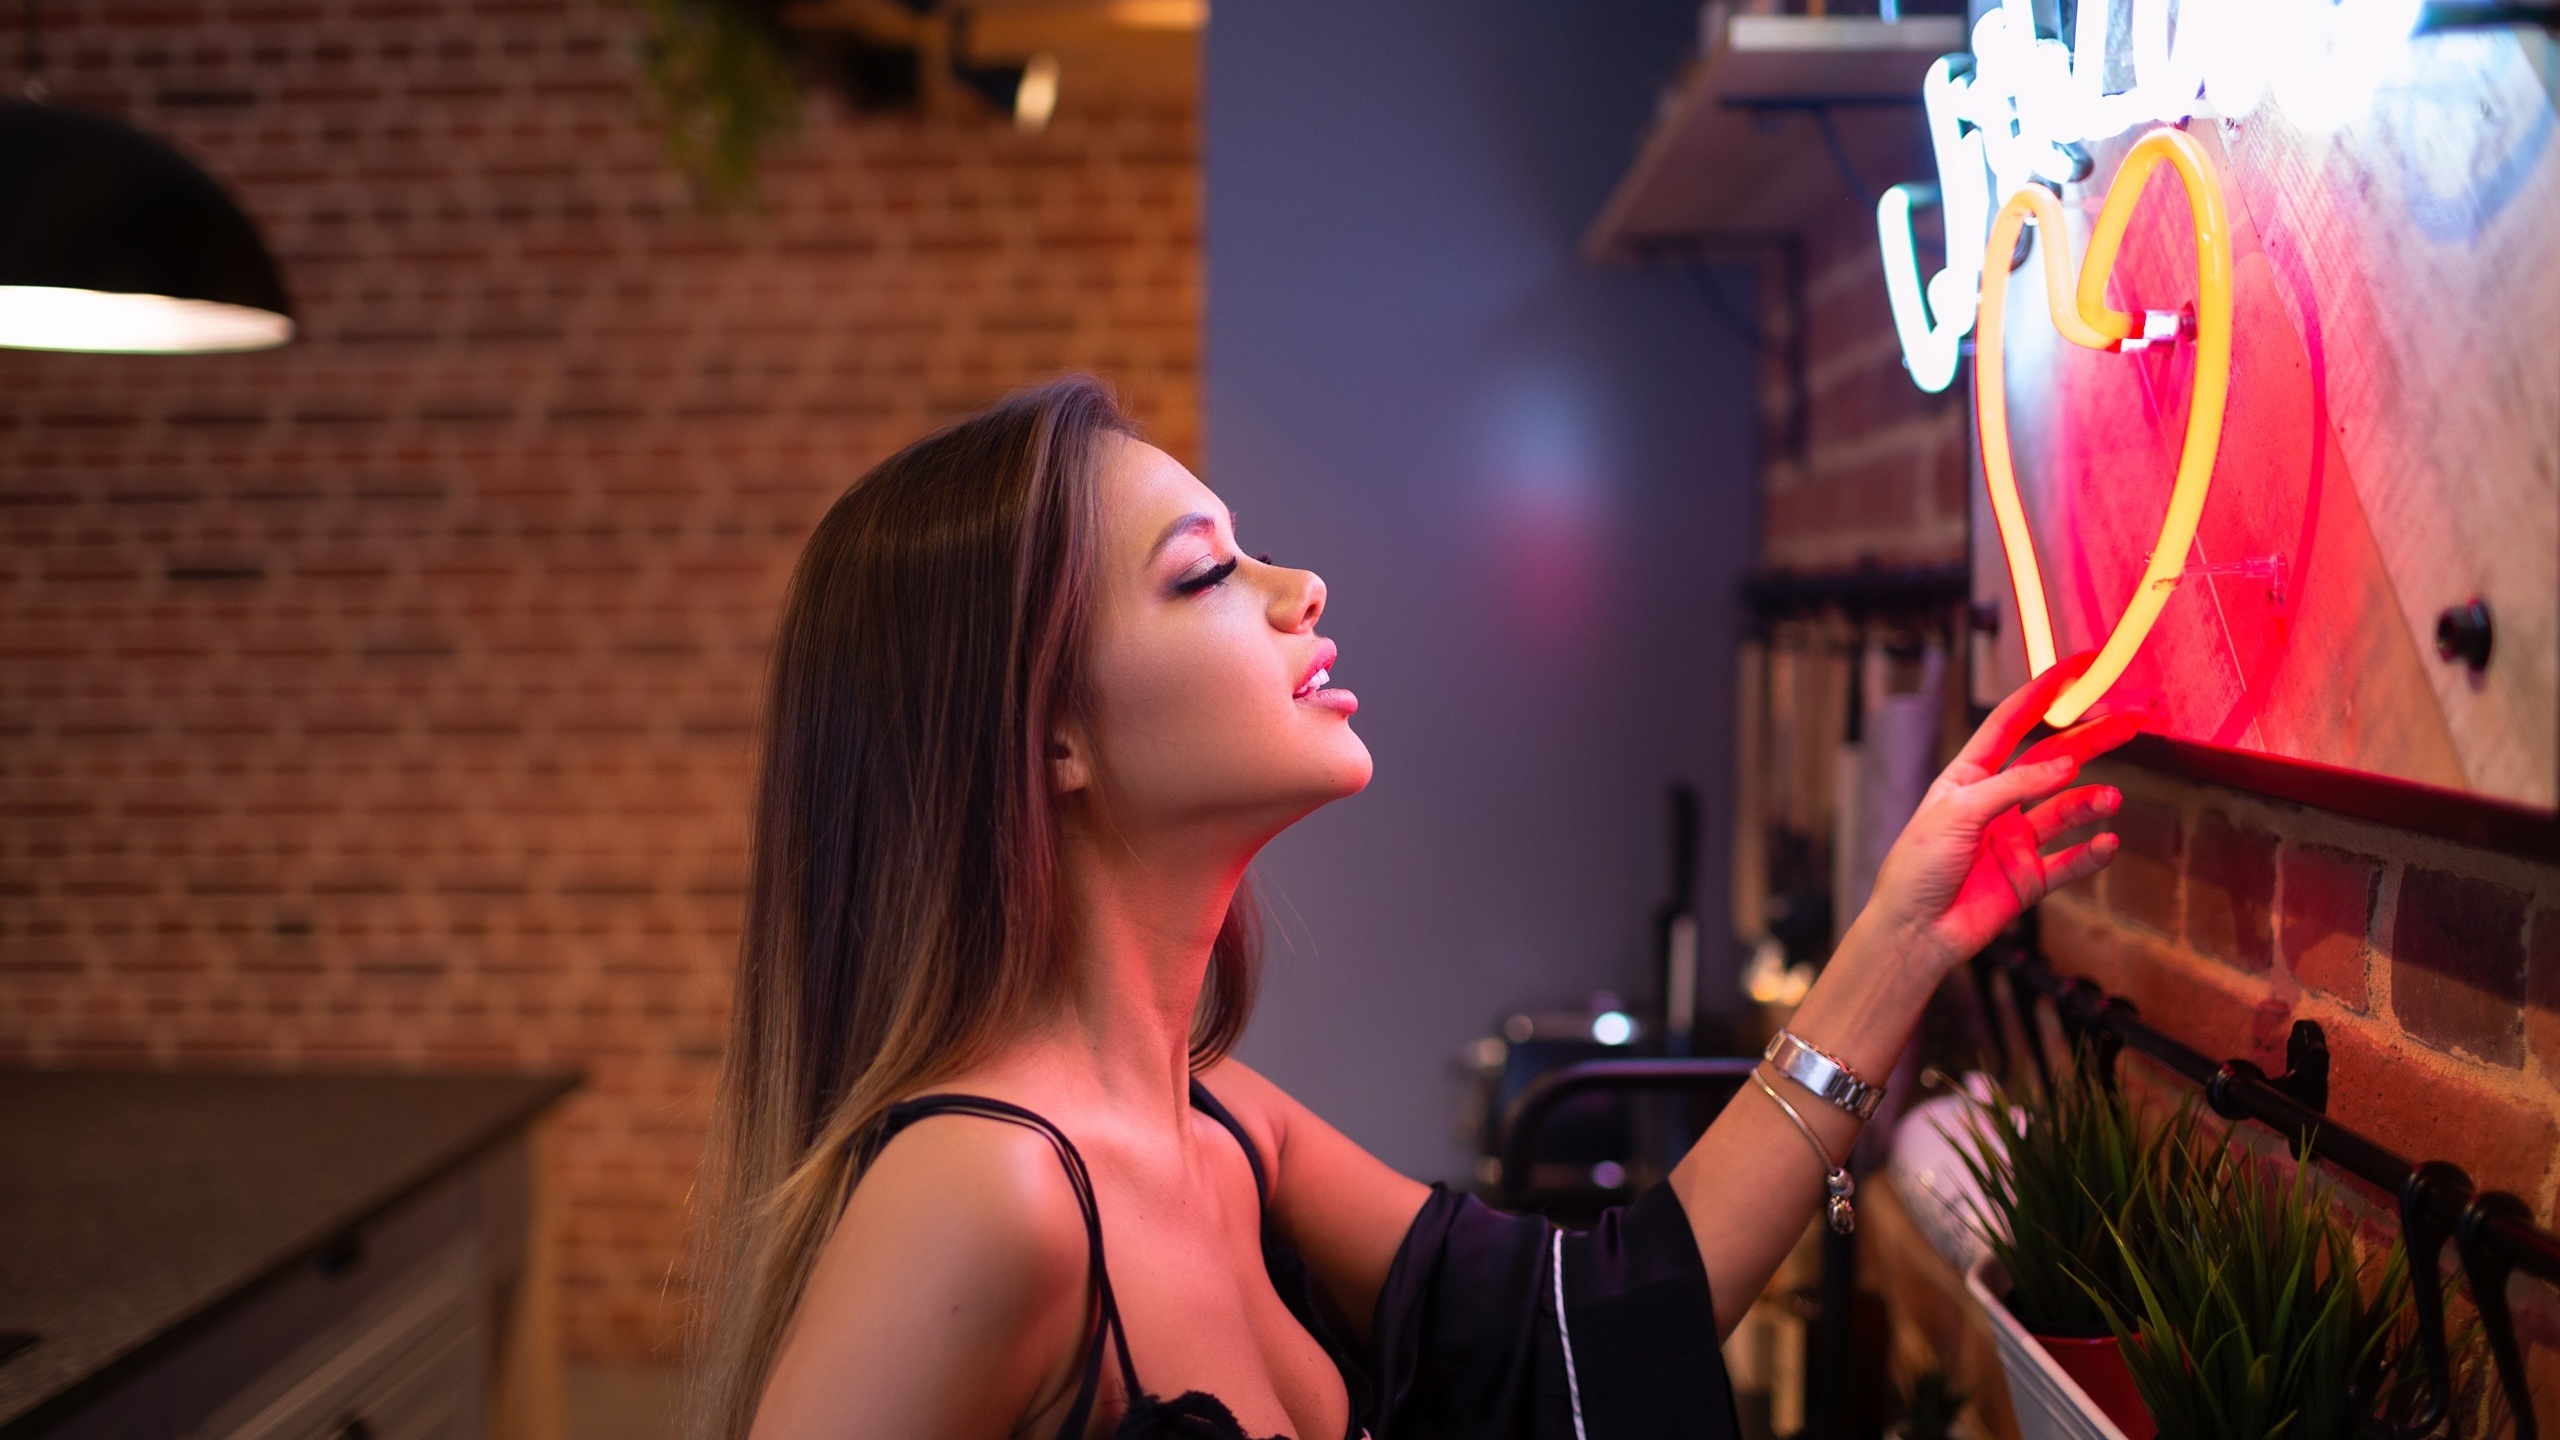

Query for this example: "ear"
[1049,726,1092,795]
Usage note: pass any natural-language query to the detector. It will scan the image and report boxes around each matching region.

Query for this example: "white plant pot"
[1963,1255,2129,1440]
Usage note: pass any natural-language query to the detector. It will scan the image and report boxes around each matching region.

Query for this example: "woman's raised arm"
[1672,657,2139,1334]
[1205,663,2137,1351]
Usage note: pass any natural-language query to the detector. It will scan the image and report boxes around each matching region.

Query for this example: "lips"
[1293,639,1339,700]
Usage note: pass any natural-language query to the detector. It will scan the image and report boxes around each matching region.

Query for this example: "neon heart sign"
[1975,127,2235,728]
[1876,0,2417,393]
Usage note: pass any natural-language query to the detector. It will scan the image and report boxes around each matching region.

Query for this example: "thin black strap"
[1187,1079,1269,1210]
[870,1094,1143,1440]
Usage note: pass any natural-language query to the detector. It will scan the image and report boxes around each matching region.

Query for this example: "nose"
[1266,562,1325,633]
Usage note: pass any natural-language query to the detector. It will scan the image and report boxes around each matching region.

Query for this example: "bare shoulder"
[839,1109,1093,1281]
[749,1114,1091,1440]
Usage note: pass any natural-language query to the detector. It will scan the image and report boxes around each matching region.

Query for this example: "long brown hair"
[689,376,1260,1440]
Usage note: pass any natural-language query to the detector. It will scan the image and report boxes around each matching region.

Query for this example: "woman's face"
[1063,436,1372,842]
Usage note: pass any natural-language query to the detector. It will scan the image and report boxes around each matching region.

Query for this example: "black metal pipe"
[1990,947,2560,1290]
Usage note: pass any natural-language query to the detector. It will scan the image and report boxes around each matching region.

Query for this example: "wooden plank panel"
[1583,17,1962,257]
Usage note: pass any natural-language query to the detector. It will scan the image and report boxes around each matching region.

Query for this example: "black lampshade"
[0,102,294,353]
[953,53,1059,133]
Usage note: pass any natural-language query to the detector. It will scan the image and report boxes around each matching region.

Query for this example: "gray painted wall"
[1205,1,1764,1182]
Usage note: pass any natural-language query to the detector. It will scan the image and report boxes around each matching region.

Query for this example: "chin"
[1340,736,1376,789]
[1316,733,1374,800]
[1249,736,1372,822]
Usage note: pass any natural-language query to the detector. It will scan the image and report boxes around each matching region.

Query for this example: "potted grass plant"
[2092,1136,2431,1440]
[1945,1058,2201,1440]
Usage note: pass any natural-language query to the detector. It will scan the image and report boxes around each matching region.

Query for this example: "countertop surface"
[0,1069,578,1433]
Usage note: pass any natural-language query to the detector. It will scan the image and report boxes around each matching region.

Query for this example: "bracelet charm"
[1753,1067,1857,1234]
[1824,1169,1857,1235]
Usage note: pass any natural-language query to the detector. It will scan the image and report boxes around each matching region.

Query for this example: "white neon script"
[1879,0,2420,393]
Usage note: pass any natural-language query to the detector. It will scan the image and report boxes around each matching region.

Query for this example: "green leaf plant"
[1946,1055,2206,1335]
[636,0,802,208]
[2088,1130,2435,1440]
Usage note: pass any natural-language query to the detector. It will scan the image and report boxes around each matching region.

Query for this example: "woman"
[692,377,2135,1440]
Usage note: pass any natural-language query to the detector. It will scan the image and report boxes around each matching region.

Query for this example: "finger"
[2013,711,2143,772]
[1985,808,2048,906]
[1952,755,2080,826]
[1948,650,2100,776]
[2022,783,2122,844]
[2038,832,2122,892]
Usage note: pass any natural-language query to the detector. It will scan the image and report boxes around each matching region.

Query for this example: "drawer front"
[200,1242,487,1440]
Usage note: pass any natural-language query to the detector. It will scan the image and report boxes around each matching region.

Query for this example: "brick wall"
[2039,766,2560,1205]
[2037,765,2560,1424]
[1758,212,1970,573]
[0,0,1198,1362]
[1764,192,2560,1427]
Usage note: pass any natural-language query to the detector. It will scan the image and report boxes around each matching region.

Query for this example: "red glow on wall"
[1987,128,2468,786]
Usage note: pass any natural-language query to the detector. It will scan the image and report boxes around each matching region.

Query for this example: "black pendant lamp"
[946,10,1057,134]
[952,50,1058,133]
[0,17,294,353]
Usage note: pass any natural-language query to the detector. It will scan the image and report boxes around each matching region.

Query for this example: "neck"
[1045,814,1255,1126]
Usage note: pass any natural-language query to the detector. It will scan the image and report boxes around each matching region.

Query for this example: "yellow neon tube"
[1975,126,2234,728]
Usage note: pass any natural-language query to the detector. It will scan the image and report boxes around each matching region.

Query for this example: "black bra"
[868,1081,1346,1440]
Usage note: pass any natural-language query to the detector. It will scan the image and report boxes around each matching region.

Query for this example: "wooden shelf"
[1582,13,1965,260]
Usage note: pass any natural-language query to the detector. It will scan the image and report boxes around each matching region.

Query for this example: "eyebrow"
[1146,509,1233,560]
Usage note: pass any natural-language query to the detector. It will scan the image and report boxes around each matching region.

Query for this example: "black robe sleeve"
[1364,1181,1741,1440]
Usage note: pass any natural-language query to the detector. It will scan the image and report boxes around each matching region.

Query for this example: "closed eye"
[1173,557,1239,596]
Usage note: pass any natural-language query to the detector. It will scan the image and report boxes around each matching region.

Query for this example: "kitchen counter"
[0,1069,578,1439]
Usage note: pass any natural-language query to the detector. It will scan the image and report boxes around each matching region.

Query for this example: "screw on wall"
[2435,597,2493,672]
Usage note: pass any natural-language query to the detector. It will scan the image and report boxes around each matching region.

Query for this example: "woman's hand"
[1860,654,2142,979]
[1675,658,2141,1334]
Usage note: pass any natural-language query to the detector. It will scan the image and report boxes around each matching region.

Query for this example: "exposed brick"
[2323,1014,2556,1198]
[1765,447,1928,542]
[1922,423,1970,527]
[0,4,1201,1366]
[2280,843,2377,1009]
[2185,810,2276,972]
[1808,348,1954,441]
[2103,795,2183,939]
[2390,866,2529,1068]
[2040,899,2287,1071]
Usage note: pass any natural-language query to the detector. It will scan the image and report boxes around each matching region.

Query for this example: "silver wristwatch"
[1762,1029,1884,1120]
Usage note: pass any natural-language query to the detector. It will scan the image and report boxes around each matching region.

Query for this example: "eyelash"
[1174,557,1239,595]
